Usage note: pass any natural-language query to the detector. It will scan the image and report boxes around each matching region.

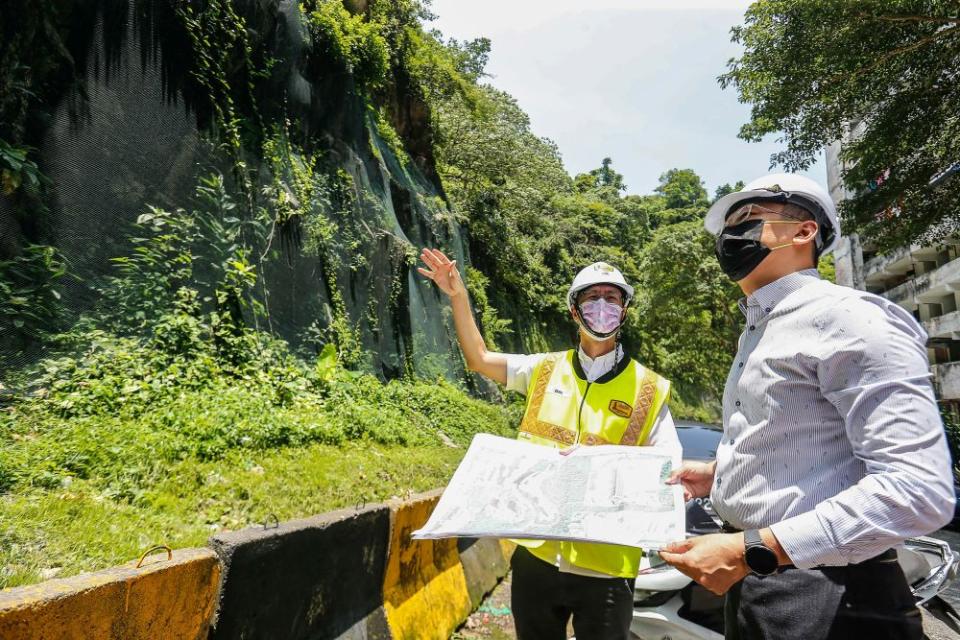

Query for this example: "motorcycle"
[630,501,960,640]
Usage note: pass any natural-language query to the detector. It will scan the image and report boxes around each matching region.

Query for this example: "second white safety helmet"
[704,173,841,255]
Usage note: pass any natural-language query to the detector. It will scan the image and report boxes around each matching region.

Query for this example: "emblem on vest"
[608,399,633,418]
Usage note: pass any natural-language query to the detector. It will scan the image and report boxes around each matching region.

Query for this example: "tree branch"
[856,14,960,25]
[836,23,960,85]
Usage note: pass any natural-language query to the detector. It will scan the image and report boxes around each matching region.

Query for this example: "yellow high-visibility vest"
[515,349,671,578]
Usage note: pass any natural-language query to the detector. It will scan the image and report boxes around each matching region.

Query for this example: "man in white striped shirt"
[660,173,955,640]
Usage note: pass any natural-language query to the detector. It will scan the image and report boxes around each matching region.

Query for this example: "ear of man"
[793,219,820,267]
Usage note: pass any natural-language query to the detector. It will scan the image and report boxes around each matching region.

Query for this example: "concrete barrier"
[457,537,514,609]
[0,547,220,640]
[0,489,515,640]
[208,504,392,640]
[382,490,473,640]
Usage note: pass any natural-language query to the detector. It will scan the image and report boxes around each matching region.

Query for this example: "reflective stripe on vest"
[514,349,672,578]
[518,350,667,449]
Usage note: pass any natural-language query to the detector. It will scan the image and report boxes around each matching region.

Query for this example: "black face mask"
[715,219,772,281]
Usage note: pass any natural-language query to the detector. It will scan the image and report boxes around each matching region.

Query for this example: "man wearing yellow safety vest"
[418,248,681,640]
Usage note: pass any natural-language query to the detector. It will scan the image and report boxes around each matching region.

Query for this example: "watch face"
[745,545,779,575]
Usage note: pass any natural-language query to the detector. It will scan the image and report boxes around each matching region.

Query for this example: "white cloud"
[429,0,753,36]
[426,2,825,194]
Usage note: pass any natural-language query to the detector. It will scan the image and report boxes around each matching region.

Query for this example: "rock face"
[1,0,468,381]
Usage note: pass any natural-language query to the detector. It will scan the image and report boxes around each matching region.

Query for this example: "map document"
[412,433,684,549]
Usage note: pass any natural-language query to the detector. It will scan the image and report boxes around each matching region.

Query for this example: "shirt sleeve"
[504,353,548,395]
[644,403,682,453]
[769,295,956,569]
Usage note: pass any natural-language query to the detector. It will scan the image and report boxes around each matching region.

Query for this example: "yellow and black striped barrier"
[0,490,513,639]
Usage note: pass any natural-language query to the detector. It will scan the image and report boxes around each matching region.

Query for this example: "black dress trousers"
[724,550,923,640]
[510,545,636,640]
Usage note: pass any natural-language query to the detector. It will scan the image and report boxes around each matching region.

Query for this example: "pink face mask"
[580,299,623,336]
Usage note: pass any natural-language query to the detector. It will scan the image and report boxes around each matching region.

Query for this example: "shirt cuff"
[768,511,848,569]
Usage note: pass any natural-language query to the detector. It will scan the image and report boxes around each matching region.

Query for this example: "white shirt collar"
[578,344,623,382]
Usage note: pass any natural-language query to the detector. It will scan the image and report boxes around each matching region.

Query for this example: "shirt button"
[738,362,744,368]
[749,325,755,331]
[764,307,771,313]
[735,400,741,407]
[716,477,722,487]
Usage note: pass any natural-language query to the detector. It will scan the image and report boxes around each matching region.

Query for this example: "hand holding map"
[412,433,684,549]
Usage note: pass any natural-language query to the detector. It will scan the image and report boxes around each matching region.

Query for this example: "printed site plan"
[413,434,684,549]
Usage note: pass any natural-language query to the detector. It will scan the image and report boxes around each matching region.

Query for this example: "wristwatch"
[743,529,779,576]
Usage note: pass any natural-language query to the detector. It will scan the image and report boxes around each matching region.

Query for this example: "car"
[674,419,723,524]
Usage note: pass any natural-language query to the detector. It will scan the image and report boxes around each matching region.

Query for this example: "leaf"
[2,169,21,195]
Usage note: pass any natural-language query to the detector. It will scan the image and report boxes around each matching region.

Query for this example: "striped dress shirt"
[712,268,955,569]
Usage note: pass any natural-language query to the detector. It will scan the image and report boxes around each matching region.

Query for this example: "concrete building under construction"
[827,144,960,409]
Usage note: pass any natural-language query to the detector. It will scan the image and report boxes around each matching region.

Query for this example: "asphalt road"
[456,531,960,640]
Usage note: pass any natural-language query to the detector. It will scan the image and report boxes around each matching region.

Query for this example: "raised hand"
[418,248,467,299]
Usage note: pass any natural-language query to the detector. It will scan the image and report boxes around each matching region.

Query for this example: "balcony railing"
[863,242,957,284]
[925,310,960,340]
[932,361,960,401]
[876,256,960,310]
[914,258,960,304]
[863,246,911,280]
[883,278,917,308]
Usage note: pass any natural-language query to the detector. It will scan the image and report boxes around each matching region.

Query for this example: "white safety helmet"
[566,262,634,309]
[704,173,841,255]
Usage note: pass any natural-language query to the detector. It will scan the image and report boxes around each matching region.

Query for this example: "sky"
[427,0,826,197]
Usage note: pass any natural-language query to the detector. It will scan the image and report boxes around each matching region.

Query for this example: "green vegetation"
[304,0,391,89]
[0,244,67,344]
[723,0,960,251]
[0,443,472,587]
[0,324,515,588]
[431,79,746,412]
[0,162,516,588]
[0,0,767,589]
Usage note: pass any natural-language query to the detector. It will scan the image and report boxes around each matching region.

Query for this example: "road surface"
[453,529,960,639]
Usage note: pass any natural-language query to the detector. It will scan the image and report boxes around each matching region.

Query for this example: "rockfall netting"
[0,0,472,393]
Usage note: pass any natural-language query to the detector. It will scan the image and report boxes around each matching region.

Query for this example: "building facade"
[827,143,960,409]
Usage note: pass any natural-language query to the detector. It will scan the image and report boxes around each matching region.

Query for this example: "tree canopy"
[722,0,960,250]
[432,75,741,414]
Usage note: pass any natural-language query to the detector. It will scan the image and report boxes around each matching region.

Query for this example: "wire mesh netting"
[1,0,473,395]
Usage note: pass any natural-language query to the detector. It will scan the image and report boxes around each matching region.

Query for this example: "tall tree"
[632,219,741,416]
[574,157,627,200]
[655,169,708,210]
[722,0,960,250]
[714,181,745,201]
[649,169,709,229]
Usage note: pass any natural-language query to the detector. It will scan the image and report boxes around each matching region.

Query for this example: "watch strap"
[744,528,763,548]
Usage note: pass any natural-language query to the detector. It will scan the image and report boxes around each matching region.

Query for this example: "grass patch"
[1,331,520,589]
[0,442,468,588]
